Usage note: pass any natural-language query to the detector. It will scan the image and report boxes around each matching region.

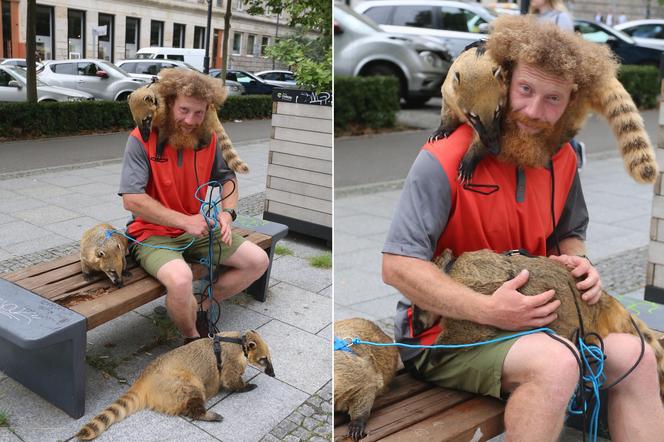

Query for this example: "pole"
[520,0,530,15]
[272,14,279,70]
[204,0,213,74]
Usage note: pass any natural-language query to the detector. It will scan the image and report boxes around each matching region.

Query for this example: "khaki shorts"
[408,331,518,399]
[132,229,245,277]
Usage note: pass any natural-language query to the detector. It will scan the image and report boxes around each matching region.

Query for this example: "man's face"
[172,94,207,133]
[509,63,573,134]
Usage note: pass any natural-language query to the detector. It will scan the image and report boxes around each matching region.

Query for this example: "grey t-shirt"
[538,10,575,32]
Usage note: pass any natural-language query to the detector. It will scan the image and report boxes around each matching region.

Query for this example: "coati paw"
[348,418,368,441]
[428,128,451,143]
[240,383,258,393]
[457,156,480,183]
[122,269,132,278]
[82,272,95,282]
[207,411,223,422]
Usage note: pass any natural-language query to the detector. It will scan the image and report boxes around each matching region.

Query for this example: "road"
[335,100,660,188]
[0,119,271,175]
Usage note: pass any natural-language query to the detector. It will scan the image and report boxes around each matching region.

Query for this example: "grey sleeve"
[557,12,575,32]
[209,138,237,184]
[547,170,588,251]
[382,150,452,261]
[118,135,149,195]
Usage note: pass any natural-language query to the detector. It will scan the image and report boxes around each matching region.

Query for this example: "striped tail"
[218,126,250,174]
[76,390,144,440]
[598,77,659,184]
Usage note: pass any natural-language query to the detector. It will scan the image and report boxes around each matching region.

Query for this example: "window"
[437,7,484,33]
[393,5,434,29]
[166,54,184,61]
[136,62,160,75]
[68,10,85,59]
[119,62,135,73]
[77,61,100,76]
[630,24,664,39]
[125,17,140,59]
[53,63,75,75]
[194,26,206,49]
[247,34,256,56]
[0,69,13,87]
[173,23,185,48]
[150,20,164,46]
[97,13,114,62]
[232,32,242,54]
[574,22,614,44]
[36,5,54,60]
[235,0,244,11]
[363,6,393,25]
[260,36,269,56]
[263,72,280,80]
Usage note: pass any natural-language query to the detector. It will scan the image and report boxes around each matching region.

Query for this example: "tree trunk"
[26,0,37,103]
[221,0,232,83]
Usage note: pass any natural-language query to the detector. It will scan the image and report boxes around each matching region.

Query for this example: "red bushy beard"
[163,110,208,150]
[498,110,565,168]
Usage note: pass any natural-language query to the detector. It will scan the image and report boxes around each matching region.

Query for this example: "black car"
[208,68,274,95]
[574,19,664,66]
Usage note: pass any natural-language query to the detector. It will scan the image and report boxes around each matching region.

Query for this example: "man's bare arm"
[122,193,209,237]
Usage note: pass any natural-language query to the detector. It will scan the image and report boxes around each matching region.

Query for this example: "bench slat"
[380,396,504,442]
[14,261,86,290]
[1,254,81,282]
[44,266,150,302]
[335,387,473,441]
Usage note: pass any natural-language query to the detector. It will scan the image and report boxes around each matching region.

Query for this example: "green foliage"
[618,64,660,109]
[0,95,272,140]
[0,410,8,427]
[244,0,332,93]
[334,76,400,132]
[275,244,294,256]
[308,252,332,269]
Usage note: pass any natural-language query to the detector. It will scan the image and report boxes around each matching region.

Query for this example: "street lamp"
[204,0,213,74]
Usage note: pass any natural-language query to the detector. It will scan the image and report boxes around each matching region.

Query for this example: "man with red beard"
[118,69,268,343]
[382,15,664,441]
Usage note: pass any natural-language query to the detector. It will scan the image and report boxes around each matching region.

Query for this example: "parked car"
[335,3,451,106]
[574,19,664,66]
[209,69,274,94]
[615,19,664,51]
[0,65,94,102]
[354,0,496,59]
[136,47,206,72]
[0,58,43,70]
[255,70,297,88]
[38,59,149,101]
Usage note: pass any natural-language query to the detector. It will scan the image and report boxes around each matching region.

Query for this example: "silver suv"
[355,0,496,59]
[39,59,148,101]
[0,65,94,102]
[334,3,451,106]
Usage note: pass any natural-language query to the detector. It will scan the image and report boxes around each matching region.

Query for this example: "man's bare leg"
[603,333,664,442]
[156,259,198,337]
[209,241,269,301]
[501,333,580,442]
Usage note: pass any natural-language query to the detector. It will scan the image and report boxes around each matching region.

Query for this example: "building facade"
[0,0,288,72]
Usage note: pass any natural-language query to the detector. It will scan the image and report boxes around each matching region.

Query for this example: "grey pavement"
[334,109,658,441]
[0,136,332,441]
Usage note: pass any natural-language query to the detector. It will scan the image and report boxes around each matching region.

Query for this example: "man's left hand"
[217,211,233,246]
[548,254,602,305]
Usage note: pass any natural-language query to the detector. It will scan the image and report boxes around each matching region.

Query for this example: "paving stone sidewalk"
[0,139,332,441]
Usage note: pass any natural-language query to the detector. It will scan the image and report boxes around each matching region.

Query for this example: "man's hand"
[182,214,212,238]
[217,211,233,246]
[548,254,602,305]
[487,269,560,330]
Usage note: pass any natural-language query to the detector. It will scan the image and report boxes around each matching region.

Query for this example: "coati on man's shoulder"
[334,318,399,441]
[127,76,249,174]
[76,330,274,440]
[412,249,664,399]
[80,223,130,287]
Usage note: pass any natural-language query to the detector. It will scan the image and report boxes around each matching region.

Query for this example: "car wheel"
[404,96,430,107]
[116,92,131,101]
[363,63,406,99]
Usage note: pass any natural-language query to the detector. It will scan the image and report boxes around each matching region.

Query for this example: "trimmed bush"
[334,76,400,132]
[618,65,660,109]
[0,95,272,140]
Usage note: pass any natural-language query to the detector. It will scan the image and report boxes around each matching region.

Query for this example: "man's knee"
[157,261,194,294]
[232,242,269,276]
[605,333,658,381]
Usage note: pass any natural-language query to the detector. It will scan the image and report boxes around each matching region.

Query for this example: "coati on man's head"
[76,330,274,440]
[127,73,249,174]
[431,16,658,184]
[334,318,399,441]
[80,223,130,287]
[412,249,664,399]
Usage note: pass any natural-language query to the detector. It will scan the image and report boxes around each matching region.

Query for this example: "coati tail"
[599,77,659,184]
[218,127,249,174]
[76,390,144,440]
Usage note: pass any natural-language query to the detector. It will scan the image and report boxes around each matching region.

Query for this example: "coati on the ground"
[412,249,664,399]
[76,330,274,440]
[431,17,658,184]
[334,318,399,441]
[127,79,249,174]
[429,40,507,182]
[80,223,130,287]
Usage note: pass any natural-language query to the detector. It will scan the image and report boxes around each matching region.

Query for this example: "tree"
[245,0,332,92]
[221,0,232,82]
[26,0,37,103]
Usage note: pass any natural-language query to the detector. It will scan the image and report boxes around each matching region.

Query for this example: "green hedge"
[618,65,660,110]
[0,94,272,139]
[334,76,400,132]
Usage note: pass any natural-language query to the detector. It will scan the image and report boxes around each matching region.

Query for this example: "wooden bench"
[0,217,287,418]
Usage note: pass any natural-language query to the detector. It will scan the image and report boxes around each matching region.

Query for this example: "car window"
[363,6,392,25]
[78,62,100,76]
[393,5,434,29]
[263,72,280,80]
[227,72,238,82]
[438,6,482,33]
[155,54,164,59]
[284,73,295,81]
[53,63,75,75]
[631,24,664,39]
[233,72,252,84]
[166,55,184,61]
[134,62,158,75]
[0,69,13,87]
[575,22,614,44]
[120,63,135,73]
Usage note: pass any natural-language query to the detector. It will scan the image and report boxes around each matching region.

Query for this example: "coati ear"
[454,71,460,86]
[247,340,257,350]
[96,250,105,258]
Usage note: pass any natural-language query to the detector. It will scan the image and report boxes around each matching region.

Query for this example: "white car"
[1,58,43,70]
[254,70,296,88]
[0,65,94,102]
[615,19,664,51]
[355,0,496,59]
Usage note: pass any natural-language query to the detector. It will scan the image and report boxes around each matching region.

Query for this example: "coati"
[76,330,275,440]
[431,19,659,185]
[429,40,508,182]
[334,318,399,441]
[127,80,250,174]
[80,223,130,287]
[412,249,664,398]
